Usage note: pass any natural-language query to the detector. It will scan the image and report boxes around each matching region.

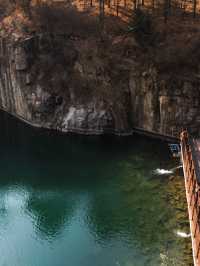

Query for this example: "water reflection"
[86,167,172,257]
[0,111,193,266]
[26,191,77,240]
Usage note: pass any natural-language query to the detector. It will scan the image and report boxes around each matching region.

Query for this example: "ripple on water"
[0,111,193,266]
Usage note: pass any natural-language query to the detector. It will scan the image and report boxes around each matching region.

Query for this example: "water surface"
[0,111,192,266]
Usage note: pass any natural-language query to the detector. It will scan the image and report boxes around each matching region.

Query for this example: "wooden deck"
[181,132,200,266]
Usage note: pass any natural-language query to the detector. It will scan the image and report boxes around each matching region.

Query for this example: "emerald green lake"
[0,111,192,266]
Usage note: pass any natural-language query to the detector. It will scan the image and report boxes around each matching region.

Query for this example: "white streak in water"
[153,165,182,175]
[175,230,191,238]
[153,169,173,175]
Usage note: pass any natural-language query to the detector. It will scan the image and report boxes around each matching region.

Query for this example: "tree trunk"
[193,0,197,17]
[134,0,137,10]
[99,0,105,25]
[116,0,119,16]
[152,0,155,9]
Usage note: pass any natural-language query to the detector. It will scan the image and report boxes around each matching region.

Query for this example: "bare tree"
[193,0,197,17]
[152,0,155,9]
[133,0,137,10]
[99,0,105,25]
[116,0,119,16]
[163,0,171,22]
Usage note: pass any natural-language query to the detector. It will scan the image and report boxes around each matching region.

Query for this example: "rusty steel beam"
[181,130,200,266]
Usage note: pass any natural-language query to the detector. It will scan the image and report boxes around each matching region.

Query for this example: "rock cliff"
[0,32,199,137]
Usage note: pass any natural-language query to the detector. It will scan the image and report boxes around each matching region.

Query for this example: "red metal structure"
[181,130,200,266]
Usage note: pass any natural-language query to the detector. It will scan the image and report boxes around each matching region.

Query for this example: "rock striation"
[0,34,199,137]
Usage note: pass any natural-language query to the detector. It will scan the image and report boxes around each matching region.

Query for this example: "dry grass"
[1,0,200,80]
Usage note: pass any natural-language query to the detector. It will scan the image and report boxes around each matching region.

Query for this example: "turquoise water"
[0,112,192,266]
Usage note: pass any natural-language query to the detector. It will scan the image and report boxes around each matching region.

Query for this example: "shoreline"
[0,108,179,142]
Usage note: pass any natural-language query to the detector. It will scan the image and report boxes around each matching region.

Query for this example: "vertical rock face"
[129,67,159,132]
[0,35,131,135]
[0,38,31,120]
[0,34,199,137]
[129,63,200,137]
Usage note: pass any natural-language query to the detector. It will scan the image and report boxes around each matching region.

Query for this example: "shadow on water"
[0,110,193,266]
